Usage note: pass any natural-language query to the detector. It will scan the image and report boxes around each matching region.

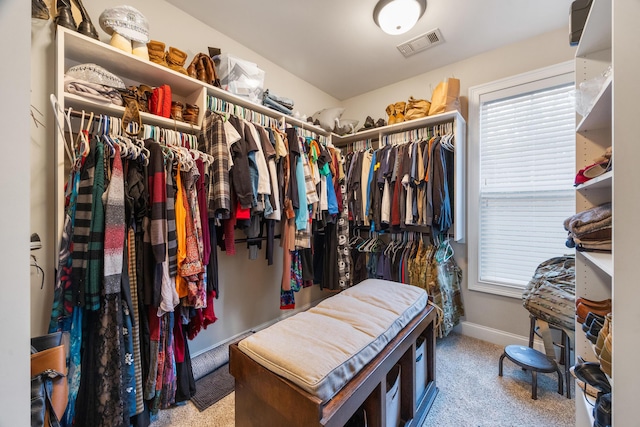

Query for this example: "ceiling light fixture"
[373,0,427,35]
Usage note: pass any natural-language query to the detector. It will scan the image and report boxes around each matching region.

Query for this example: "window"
[468,62,575,297]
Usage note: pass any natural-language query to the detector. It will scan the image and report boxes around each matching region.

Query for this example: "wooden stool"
[498,345,563,400]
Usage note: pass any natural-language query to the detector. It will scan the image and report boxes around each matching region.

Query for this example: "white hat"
[99,6,149,43]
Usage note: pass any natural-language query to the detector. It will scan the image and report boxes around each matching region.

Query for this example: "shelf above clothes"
[60,26,330,137]
[64,93,202,133]
[332,111,465,146]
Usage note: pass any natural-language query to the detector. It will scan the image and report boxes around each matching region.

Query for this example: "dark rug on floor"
[190,363,235,412]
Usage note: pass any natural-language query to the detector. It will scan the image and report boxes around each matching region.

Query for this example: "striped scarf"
[104,144,125,294]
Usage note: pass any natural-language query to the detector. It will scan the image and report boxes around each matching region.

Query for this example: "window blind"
[479,83,575,288]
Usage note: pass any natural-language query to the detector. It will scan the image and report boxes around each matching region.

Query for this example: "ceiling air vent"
[397,28,444,58]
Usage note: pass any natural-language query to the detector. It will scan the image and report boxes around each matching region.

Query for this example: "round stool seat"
[503,345,557,372]
[498,345,563,399]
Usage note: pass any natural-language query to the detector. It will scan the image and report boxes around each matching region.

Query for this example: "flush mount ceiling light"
[373,0,427,35]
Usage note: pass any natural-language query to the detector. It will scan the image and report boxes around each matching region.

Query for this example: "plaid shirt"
[198,110,231,219]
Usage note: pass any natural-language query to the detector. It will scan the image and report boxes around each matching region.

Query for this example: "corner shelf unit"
[573,0,612,424]
[574,0,640,425]
[332,111,467,243]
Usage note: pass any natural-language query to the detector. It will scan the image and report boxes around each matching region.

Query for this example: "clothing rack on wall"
[207,94,279,128]
[346,138,375,153]
[234,234,282,244]
[61,107,213,170]
[351,224,455,242]
[296,126,330,145]
[206,94,331,145]
[381,121,454,146]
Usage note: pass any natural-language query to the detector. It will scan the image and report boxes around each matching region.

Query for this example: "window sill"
[468,281,524,299]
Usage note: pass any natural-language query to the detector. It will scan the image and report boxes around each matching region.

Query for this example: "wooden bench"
[230,302,437,426]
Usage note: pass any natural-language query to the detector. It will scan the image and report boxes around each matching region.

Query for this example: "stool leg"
[529,315,536,348]
[556,367,564,396]
[564,331,571,399]
[531,371,538,400]
[499,353,505,376]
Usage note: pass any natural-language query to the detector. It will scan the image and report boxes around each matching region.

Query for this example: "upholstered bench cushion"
[237,279,428,402]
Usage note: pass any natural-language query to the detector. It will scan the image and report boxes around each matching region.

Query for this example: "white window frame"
[467,61,575,298]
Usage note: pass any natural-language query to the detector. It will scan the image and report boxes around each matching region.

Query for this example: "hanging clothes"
[198,110,231,219]
[50,107,356,426]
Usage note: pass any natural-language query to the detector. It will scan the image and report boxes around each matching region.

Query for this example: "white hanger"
[49,94,78,167]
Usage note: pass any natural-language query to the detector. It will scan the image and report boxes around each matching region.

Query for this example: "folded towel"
[564,203,611,237]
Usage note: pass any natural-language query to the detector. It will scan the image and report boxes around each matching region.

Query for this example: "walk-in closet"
[5,0,638,426]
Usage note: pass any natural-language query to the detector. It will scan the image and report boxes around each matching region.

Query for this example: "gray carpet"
[423,333,574,427]
[152,333,575,426]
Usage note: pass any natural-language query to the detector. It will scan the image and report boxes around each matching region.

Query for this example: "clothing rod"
[63,108,200,138]
[350,225,454,237]
[207,94,330,139]
[233,234,281,244]
[65,108,101,119]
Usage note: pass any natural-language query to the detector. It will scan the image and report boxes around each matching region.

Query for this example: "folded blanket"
[566,226,612,252]
[568,227,611,242]
[263,89,294,109]
[564,203,611,237]
[263,96,292,116]
[64,76,123,106]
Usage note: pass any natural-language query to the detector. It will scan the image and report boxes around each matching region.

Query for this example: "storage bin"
[344,406,368,427]
[214,53,265,104]
[415,336,427,404]
[386,364,401,427]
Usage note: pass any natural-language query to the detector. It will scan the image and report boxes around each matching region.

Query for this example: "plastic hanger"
[49,95,77,168]
[78,111,93,159]
[435,238,453,263]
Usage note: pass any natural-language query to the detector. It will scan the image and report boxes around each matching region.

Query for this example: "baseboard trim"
[190,298,326,358]
[456,321,545,353]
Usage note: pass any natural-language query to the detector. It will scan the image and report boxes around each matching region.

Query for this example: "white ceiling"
[165,0,573,100]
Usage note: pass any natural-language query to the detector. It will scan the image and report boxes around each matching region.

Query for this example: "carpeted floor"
[423,333,574,427]
[151,333,575,426]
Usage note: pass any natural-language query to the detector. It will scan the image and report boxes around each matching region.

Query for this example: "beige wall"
[341,28,575,126]
[341,28,576,340]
